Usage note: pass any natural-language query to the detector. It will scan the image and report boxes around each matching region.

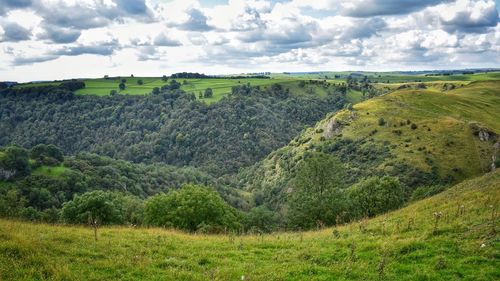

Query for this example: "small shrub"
[378,118,386,126]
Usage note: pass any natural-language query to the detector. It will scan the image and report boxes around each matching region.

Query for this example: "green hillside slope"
[240,81,500,203]
[0,170,498,280]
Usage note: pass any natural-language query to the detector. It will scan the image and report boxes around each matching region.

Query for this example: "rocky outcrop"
[469,122,497,142]
[0,168,15,180]
[323,111,357,139]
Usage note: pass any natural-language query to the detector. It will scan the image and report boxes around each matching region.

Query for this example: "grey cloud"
[0,0,32,14]
[341,0,450,17]
[36,4,112,30]
[174,9,214,31]
[51,39,120,56]
[137,46,161,61]
[153,33,181,46]
[38,24,81,43]
[440,4,499,33]
[12,55,58,66]
[339,18,386,40]
[31,0,151,31]
[1,22,31,42]
[115,0,148,15]
[239,20,318,46]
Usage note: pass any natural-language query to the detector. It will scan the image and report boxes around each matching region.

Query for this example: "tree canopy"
[144,185,241,232]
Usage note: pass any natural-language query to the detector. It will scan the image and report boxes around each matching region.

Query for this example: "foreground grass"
[1,170,498,280]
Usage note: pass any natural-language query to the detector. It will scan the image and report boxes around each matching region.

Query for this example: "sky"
[0,0,499,82]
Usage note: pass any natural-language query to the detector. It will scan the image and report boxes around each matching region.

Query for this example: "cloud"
[172,8,214,31]
[51,39,120,57]
[153,32,182,46]
[0,22,31,42]
[0,0,33,14]
[1,0,499,81]
[291,0,450,17]
[115,0,148,15]
[437,0,499,33]
[38,24,81,43]
[29,0,152,31]
[137,45,161,61]
[340,0,450,17]
[12,54,58,65]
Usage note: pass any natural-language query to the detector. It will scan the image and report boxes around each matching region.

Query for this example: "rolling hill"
[0,169,498,280]
[240,81,500,206]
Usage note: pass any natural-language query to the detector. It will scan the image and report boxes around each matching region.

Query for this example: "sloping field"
[0,170,498,280]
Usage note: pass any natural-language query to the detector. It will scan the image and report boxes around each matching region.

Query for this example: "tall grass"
[1,170,498,280]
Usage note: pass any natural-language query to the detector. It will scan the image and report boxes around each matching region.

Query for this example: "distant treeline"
[170,72,270,79]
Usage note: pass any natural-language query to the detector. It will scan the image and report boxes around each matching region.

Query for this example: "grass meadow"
[0,170,498,280]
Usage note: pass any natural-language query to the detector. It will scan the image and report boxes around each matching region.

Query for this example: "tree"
[144,185,241,232]
[121,78,127,83]
[152,87,160,95]
[169,79,181,90]
[162,75,168,82]
[0,146,30,179]
[287,152,347,229]
[137,79,144,85]
[30,144,64,165]
[110,90,117,96]
[204,88,213,98]
[61,191,123,240]
[119,82,126,91]
[348,176,405,218]
[60,81,85,91]
[244,206,279,233]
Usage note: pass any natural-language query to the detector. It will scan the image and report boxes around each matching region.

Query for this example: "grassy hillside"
[242,81,500,197]
[336,80,499,178]
[0,170,498,280]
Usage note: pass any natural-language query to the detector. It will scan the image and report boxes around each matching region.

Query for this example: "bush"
[204,88,213,98]
[144,185,241,232]
[244,206,280,233]
[348,176,405,218]
[378,118,386,126]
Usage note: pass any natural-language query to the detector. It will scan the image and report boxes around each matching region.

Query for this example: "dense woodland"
[0,83,346,176]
